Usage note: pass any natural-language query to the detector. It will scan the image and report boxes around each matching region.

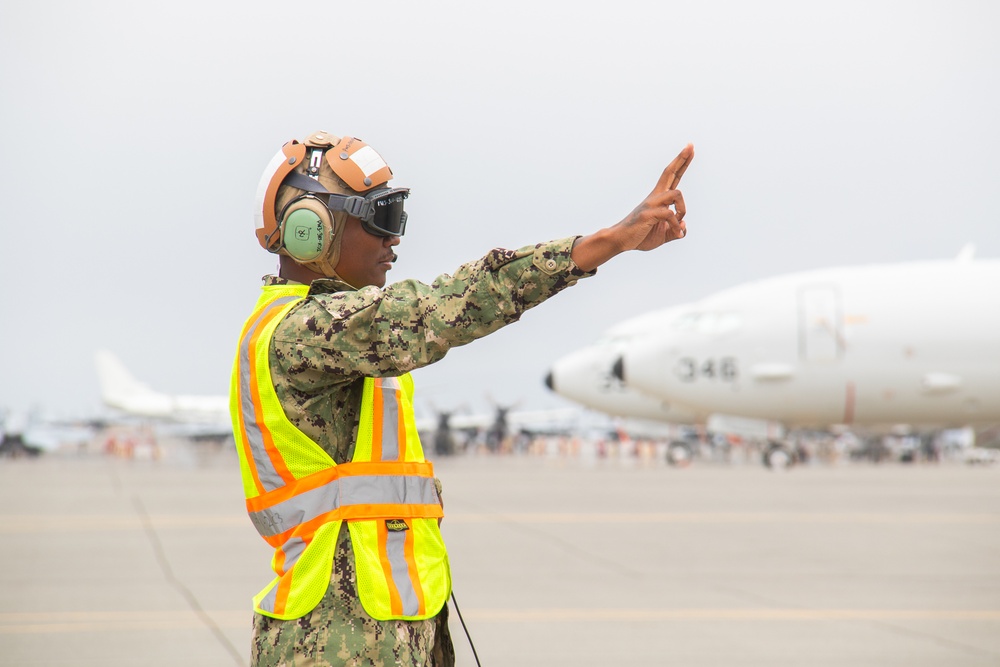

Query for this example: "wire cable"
[450,591,483,667]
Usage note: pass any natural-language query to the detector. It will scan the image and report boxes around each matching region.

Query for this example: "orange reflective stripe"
[245,467,340,513]
[273,571,293,616]
[247,305,297,487]
[245,462,435,513]
[235,293,304,494]
[403,523,425,616]
[338,503,443,521]
[258,503,442,549]
[378,521,404,616]
[274,543,289,576]
[268,505,441,547]
[263,512,340,550]
[235,316,267,497]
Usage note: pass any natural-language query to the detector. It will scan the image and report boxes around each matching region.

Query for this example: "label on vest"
[385,519,409,532]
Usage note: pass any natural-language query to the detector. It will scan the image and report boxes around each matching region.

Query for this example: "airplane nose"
[612,356,625,382]
[544,370,555,392]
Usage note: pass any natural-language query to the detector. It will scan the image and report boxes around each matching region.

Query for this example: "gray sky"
[1,0,998,420]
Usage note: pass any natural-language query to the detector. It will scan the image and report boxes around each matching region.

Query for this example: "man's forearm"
[571,227,626,272]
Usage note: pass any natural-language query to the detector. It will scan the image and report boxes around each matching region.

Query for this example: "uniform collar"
[261,274,357,295]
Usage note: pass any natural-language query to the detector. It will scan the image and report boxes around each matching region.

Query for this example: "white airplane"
[543,307,709,464]
[544,306,703,424]
[547,248,1000,464]
[95,350,232,439]
[95,350,577,452]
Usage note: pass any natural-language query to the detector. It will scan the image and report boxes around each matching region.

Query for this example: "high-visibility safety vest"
[230,284,450,621]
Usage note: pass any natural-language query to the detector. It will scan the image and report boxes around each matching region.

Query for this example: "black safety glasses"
[280,171,409,237]
[325,187,409,237]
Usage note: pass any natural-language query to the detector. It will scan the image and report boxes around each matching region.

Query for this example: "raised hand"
[614,144,693,252]
[570,144,694,272]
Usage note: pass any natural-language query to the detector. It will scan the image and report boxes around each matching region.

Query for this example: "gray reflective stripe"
[341,474,438,507]
[248,474,439,538]
[249,476,342,537]
[281,536,308,569]
[254,537,307,615]
[385,528,420,616]
[379,378,401,461]
[258,582,278,613]
[238,295,301,492]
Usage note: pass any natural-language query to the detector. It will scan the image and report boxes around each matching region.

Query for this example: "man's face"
[334,217,400,288]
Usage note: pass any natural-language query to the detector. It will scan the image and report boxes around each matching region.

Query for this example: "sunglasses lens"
[367,190,408,236]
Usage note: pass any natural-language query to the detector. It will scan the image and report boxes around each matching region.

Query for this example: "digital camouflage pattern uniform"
[250,237,593,666]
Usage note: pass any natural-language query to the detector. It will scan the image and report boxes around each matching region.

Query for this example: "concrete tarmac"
[1,442,999,666]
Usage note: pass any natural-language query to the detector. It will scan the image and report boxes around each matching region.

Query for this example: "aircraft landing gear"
[763,443,795,470]
[666,441,694,467]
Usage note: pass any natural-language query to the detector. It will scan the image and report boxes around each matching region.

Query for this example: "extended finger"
[667,144,694,190]
[654,144,694,192]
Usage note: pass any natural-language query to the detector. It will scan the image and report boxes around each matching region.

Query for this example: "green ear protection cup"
[283,208,325,261]
[279,196,333,262]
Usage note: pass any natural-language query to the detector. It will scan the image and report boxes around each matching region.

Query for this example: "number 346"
[675,357,738,382]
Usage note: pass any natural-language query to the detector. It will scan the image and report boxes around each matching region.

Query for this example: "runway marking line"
[461,608,1000,621]
[1,609,999,633]
[443,512,1000,525]
[0,515,247,533]
[0,512,997,533]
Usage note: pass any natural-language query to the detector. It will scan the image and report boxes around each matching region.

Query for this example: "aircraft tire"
[764,444,794,470]
[666,441,693,467]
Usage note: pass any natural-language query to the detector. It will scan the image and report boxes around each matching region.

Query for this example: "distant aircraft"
[547,249,1000,466]
[95,351,578,451]
[415,403,581,455]
[0,408,96,456]
[94,350,232,440]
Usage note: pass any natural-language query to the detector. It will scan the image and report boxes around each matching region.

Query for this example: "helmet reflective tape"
[255,142,307,251]
[255,150,288,232]
[326,136,393,191]
[352,146,388,178]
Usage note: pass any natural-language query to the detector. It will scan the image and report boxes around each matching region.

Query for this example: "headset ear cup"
[280,197,334,262]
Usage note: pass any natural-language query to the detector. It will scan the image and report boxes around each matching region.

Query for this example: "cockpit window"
[672,312,742,335]
[672,313,700,331]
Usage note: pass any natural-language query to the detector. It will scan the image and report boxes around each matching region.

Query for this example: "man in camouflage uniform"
[243,131,693,666]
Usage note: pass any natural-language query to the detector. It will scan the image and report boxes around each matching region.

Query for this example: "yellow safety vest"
[230,284,451,620]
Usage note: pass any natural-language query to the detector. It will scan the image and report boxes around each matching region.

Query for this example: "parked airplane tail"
[93,350,230,423]
[95,349,158,406]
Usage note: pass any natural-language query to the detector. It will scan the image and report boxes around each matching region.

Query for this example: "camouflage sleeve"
[274,237,594,383]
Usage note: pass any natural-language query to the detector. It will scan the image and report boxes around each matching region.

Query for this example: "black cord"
[450,591,483,667]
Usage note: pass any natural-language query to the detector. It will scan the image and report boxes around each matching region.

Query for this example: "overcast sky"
[1,0,998,421]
